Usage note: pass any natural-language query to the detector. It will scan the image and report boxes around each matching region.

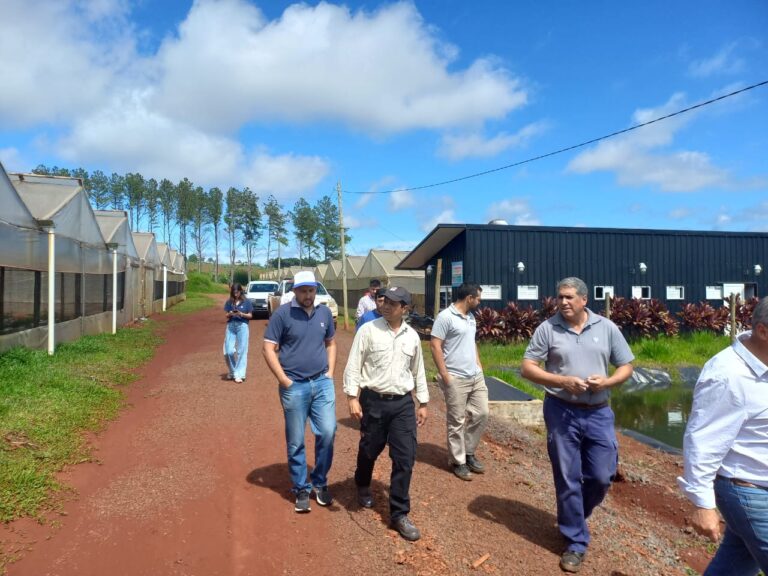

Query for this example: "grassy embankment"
[0,272,226,527]
[422,331,732,399]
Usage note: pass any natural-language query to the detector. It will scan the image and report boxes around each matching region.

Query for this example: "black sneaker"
[466,454,485,474]
[453,463,473,481]
[559,550,585,573]
[313,485,333,506]
[357,486,373,508]
[294,489,311,513]
[390,516,421,541]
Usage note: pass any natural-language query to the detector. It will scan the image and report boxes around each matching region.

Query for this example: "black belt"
[547,394,609,410]
[717,475,767,490]
[293,370,328,383]
[362,389,410,401]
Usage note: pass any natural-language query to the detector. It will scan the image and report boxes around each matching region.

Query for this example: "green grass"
[631,332,730,366]
[168,271,228,315]
[0,323,161,523]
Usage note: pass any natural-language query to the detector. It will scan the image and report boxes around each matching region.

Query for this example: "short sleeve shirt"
[224,299,253,324]
[524,308,634,404]
[263,301,335,381]
[431,304,481,378]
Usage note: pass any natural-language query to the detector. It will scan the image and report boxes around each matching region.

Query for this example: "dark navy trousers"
[543,395,618,553]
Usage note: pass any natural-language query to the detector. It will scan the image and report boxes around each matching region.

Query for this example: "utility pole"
[337,180,349,330]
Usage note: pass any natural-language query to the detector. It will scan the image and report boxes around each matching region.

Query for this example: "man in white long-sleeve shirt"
[344,286,429,542]
[678,296,768,576]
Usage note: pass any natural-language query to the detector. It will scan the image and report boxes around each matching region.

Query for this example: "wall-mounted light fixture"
[755,264,763,276]
[516,261,525,274]
[426,264,434,275]
[638,262,648,274]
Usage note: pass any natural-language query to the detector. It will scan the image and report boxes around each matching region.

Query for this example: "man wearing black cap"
[344,286,429,542]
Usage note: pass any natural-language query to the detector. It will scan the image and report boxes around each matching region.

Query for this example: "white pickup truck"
[268,278,339,324]
[245,280,279,319]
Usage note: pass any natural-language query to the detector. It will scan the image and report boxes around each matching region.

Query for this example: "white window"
[666,286,684,300]
[517,285,539,300]
[594,285,614,300]
[632,285,651,300]
[705,285,723,300]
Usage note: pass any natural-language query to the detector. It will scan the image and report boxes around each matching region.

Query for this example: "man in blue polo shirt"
[263,270,337,513]
[522,277,634,574]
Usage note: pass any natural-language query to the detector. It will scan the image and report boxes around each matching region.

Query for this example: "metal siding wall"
[430,227,768,311]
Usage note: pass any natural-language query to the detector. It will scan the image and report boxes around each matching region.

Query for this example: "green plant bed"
[0,322,161,522]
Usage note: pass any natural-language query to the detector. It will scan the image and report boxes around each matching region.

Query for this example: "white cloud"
[389,189,415,211]
[567,93,731,192]
[0,147,25,172]
[151,0,527,134]
[668,208,691,219]
[0,0,139,128]
[688,42,745,78]
[438,122,548,161]
[486,198,540,225]
[738,201,768,231]
[55,91,328,197]
[421,209,456,232]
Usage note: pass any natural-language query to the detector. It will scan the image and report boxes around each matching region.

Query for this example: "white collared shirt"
[677,331,768,509]
[343,317,429,404]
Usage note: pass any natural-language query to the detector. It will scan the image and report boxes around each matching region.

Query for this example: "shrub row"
[474,296,758,344]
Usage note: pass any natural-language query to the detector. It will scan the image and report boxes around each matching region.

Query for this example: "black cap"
[383,286,411,305]
[375,287,387,298]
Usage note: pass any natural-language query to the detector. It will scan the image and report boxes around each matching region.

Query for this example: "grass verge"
[169,271,229,314]
[0,323,161,523]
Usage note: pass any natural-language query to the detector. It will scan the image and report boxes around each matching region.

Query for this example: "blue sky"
[1,0,766,261]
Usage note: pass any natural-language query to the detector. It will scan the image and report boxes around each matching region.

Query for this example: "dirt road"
[2,298,710,575]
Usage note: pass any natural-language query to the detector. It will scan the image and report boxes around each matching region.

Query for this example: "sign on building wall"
[451,261,463,287]
[480,285,502,300]
[705,285,723,300]
[722,283,745,300]
[517,285,539,300]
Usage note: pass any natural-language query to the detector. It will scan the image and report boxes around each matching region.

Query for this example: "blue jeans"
[704,476,768,575]
[223,321,249,379]
[543,395,618,553]
[278,376,337,493]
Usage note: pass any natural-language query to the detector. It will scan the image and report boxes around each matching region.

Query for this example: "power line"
[342,79,768,195]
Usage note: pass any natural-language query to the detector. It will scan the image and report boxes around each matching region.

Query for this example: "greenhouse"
[0,164,185,353]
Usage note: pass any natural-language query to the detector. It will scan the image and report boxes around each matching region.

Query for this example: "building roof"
[0,162,37,229]
[10,172,106,246]
[397,222,768,270]
[132,232,161,265]
[363,249,425,278]
[95,210,139,260]
[396,224,467,270]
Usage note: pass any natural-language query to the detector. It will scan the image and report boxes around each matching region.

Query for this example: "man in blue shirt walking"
[263,270,337,513]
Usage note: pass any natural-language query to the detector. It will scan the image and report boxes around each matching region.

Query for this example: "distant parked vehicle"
[268,278,338,325]
[245,281,279,318]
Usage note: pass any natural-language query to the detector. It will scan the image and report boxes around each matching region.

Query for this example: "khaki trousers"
[438,372,489,465]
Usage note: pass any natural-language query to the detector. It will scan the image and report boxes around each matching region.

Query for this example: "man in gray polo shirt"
[430,282,489,481]
[521,277,633,574]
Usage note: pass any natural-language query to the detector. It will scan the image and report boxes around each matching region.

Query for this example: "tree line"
[32,165,351,280]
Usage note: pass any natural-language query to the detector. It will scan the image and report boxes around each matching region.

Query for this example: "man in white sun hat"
[263,270,337,513]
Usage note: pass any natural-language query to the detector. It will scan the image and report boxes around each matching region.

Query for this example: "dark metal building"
[397,223,767,312]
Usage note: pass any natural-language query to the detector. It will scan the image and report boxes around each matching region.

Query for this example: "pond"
[612,384,693,451]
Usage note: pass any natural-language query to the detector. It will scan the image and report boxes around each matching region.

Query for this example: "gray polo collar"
[447,303,472,319]
[551,308,602,332]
